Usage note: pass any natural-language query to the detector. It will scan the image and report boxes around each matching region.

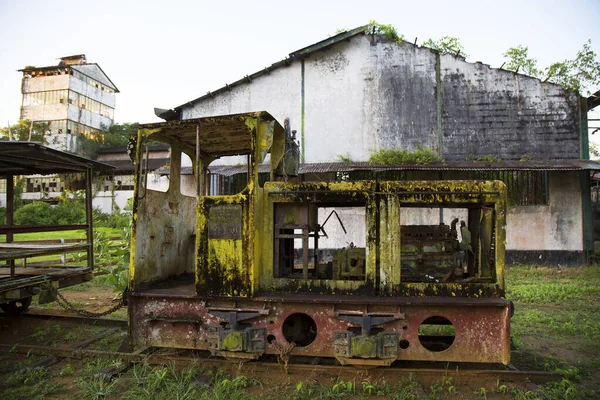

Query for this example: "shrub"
[14,202,56,225]
[13,199,85,226]
[54,199,85,225]
[369,146,442,165]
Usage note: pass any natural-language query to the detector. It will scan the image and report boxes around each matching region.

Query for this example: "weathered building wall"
[66,105,112,131]
[182,34,581,163]
[506,171,584,264]
[69,76,116,108]
[21,104,68,121]
[72,65,117,92]
[22,75,70,93]
[178,33,586,262]
[440,57,580,161]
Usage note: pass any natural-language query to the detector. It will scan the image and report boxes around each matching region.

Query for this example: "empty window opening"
[400,206,496,283]
[418,316,455,352]
[282,313,317,347]
[180,152,196,197]
[274,203,366,280]
[475,170,548,206]
[144,144,171,193]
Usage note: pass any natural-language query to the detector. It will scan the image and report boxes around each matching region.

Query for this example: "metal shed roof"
[157,159,600,177]
[0,142,115,176]
[136,111,280,157]
[298,160,600,173]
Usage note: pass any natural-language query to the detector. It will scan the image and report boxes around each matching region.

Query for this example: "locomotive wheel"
[0,297,32,316]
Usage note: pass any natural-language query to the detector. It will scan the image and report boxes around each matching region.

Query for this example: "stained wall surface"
[182,34,581,164]
[179,33,586,260]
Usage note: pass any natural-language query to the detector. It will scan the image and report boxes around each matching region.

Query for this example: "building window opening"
[475,170,547,206]
[274,203,366,280]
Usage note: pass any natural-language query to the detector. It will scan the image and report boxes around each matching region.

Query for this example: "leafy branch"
[503,40,600,95]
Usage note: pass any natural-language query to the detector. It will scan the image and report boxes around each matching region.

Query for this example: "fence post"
[61,239,66,266]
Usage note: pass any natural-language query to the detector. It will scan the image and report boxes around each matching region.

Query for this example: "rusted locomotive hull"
[129,290,510,365]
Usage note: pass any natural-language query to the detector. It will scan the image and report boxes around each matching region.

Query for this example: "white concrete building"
[153,26,600,265]
[19,54,118,154]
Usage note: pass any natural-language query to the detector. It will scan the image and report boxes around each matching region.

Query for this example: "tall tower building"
[19,54,119,154]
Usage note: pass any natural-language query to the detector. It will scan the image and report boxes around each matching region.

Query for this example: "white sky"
[0,0,599,129]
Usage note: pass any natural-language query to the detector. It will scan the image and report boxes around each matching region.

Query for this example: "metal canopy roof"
[157,159,600,177]
[298,160,600,173]
[0,141,115,176]
[136,111,280,157]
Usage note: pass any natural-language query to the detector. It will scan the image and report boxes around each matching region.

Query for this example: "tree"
[590,142,600,160]
[0,119,48,142]
[422,36,467,57]
[103,122,138,148]
[502,45,540,77]
[77,122,138,155]
[503,40,600,95]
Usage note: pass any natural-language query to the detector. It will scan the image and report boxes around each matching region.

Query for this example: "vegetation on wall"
[358,21,599,96]
[466,153,502,163]
[369,146,442,165]
[422,36,467,57]
[365,20,404,43]
[503,40,600,95]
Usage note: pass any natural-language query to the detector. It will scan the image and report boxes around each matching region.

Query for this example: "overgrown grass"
[118,364,253,400]
[507,265,600,345]
[2,367,64,399]
[507,264,600,399]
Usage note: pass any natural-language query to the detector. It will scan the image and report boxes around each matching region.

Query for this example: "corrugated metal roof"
[95,144,170,154]
[137,111,280,157]
[588,89,600,111]
[0,141,115,176]
[19,63,120,93]
[156,159,600,177]
[104,158,170,175]
[298,160,600,173]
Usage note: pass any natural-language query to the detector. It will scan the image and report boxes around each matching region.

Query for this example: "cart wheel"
[0,297,32,316]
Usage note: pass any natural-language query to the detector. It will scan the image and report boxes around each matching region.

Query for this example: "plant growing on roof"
[466,153,502,163]
[365,21,404,43]
[369,146,442,165]
[503,40,600,95]
[336,153,352,163]
[422,36,467,57]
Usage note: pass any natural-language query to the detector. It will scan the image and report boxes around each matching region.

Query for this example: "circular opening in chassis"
[282,313,317,347]
[418,316,456,352]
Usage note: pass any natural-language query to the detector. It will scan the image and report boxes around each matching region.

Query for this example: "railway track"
[0,312,563,387]
[0,341,563,385]
[0,311,128,328]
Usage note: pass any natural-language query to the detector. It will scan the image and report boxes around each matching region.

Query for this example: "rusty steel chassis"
[128,290,511,366]
[0,313,559,386]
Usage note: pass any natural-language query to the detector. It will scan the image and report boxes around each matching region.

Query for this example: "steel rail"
[0,312,128,329]
[0,343,563,384]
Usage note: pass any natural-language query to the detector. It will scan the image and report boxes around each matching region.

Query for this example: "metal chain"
[49,285,125,318]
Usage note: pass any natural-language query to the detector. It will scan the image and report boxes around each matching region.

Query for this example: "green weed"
[60,362,75,377]
[78,377,117,400]
[369,146,442,165]
[2,367,63,399]
[31,324,61,342]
